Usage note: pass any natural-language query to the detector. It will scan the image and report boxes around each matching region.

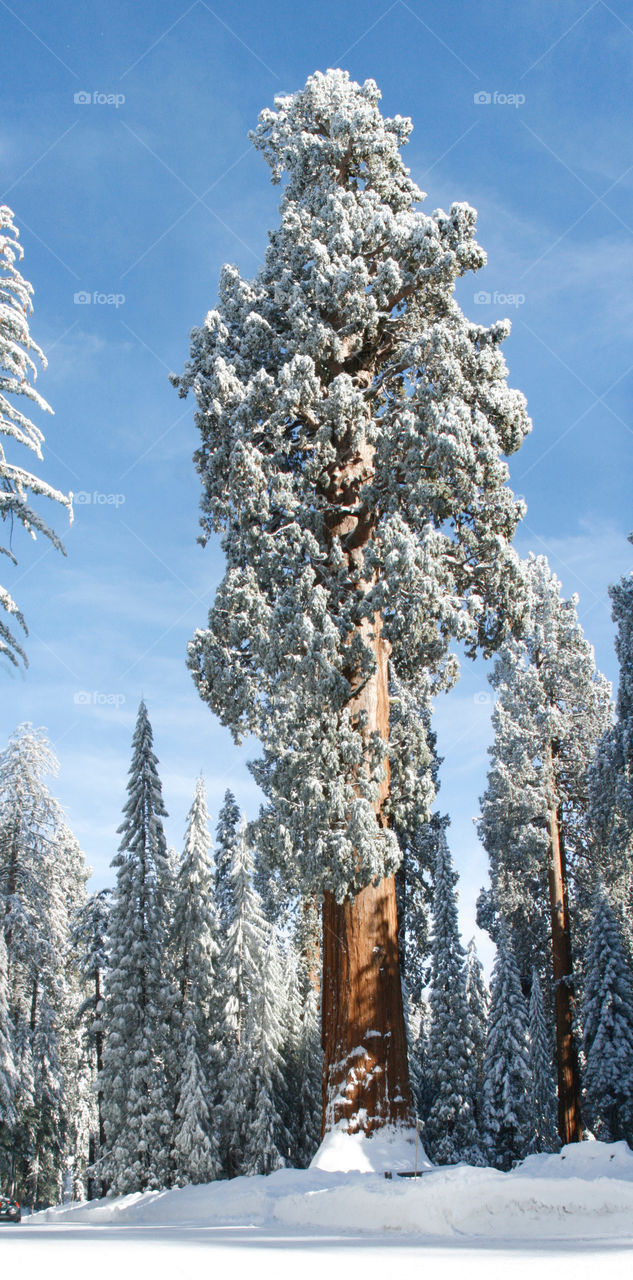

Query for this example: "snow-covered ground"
[4,1131,633,1279]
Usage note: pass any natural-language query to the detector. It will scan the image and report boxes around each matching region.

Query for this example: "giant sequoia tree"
[175,70,530,1134]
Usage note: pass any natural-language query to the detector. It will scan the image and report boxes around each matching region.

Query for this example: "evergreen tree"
[72,889,110,1194]
[478,554,612,1144]
[582,889,633,1143]
[0,926,17,1179]
[171,777,221,1184]
[214,790,240,936]
[216,823,268,1176]
[464,938,489,1132]
[421,831,481,1164]
[0,205,72,666]
[175,69,530,1133]
[528,967,558,1153]
[100,701,174,1193]
[482,927,532,1170]
[242,929,289,1176]
[281,940,321,1168]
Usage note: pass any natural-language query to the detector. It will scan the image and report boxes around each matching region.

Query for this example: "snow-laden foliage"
[0,206,72,666]
[421,831,482,1164]
[214,789,241,936]
[528,967,558,1153]
[0,725,88,1202]
[464,937,489,1132]
[174,69,530,902]
[581,888,633,1144]
[242,928,290,1176]
[170,777,221,1184]
[478,554,612,988]
[100,702,175,1194]
[482,926,532,1170]
[281,941,321,1168]
[588,543,633,918]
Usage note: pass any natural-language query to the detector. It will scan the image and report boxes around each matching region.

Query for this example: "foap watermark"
[74,490,126,508]
[473,90,525,108]
[474,290,525,308]
[74,290,126,307]
[74,90,125,108]
[74,691,126,709]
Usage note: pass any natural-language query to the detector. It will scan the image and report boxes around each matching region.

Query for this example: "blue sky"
[1,0,632,964]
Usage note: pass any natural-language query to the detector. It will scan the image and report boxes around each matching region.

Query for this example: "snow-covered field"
[4,1132,633,1279]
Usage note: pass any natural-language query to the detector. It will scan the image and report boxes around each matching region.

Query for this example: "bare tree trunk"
[320,448,413,1131]
[545,744,583,1145]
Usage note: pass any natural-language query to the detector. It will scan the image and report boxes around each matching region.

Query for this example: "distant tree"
[478,555,612,1144]
[71,889,110,1196]
[581,888,633,1143]
[214,790,241,937]
[281,940,321,1168]
[175,69,530,1134]
[172,1005,220,1185]
[100,702,175,1193]
[482,927,532,1170]
[421,831,481,1164]
[528,967,558,1152]
[242,928,289,1176]
[464,938,489,1132]
[0,205,72,667]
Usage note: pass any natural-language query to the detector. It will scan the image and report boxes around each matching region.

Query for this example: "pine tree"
[242,929,289,1176]
[100,701,175,1193]
[0,725,88,1203]
[216,823,268,1176]
[478,554,612,1144]
[421,832,481,1164]
[171,777,221,1184]
[214,789,241,936]
[0,925,17,1182]
[281,940,321,1168]
[528,967,558,1152]
[582,889,633,1143]
[0,205,72,666]
[464,938,489,1132]
[175,68,530,1134]
[71,889,110,1195]
[482,927,532,1170]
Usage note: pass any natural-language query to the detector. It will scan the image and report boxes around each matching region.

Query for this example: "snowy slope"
[31,1133,633,1244]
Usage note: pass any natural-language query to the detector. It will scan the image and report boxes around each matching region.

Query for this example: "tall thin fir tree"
[174,69,531,1134]
[478,554,612,1145]
[281,940,321,1168]
[71,889,110,1196]
[589,542,633,921]
[242,928,290,1176]
[0,206,72,666]
[0,925,17,1168]
[216,821,269,1177]
[100,701,175,1194]
[482,926,533,1170]
[581,888,633,1144]
[528,967,558,1153]
[214,790,241,938]
[421,830,481,1164]
[464,938,489,1134]
[171,776,221,1185]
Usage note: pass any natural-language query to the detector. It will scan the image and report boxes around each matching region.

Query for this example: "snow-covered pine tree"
[100,701,175,1194]
[0,924,17,1183]
[464,938,489,1133]
[216,821,268,1176]
[242,928,289,1176]
[0,206,72,666]
[170,776,221,1184]
[71,889,110,1195]
[478,554,612,1144]
[528,967,558,1153]
[214,790,240,938]
[421,830,481,1164]
[588,544,633,919]
[581,888,633,1143]
[280,939,321,1168]
[0,725,88,1203]
[174,69,530,1135]
[482,926,532,1170]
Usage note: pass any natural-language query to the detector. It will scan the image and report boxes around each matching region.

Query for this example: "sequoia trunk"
[545,745,583,1144]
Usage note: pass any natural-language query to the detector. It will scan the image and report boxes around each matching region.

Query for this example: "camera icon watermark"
[474,290,525,309]
[74,691,126,709]
[474,691,493,706]
[73,290,126,307]
[73,491,126,508]
[74,90,125,108]
[474,90,525,108]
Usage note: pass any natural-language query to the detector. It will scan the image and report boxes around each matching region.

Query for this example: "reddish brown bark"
[320,436,413,1133]
[546,745,583,1145]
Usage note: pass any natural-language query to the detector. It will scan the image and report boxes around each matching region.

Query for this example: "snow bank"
[310,1123,432,1173]
[33,1140,633,1244]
